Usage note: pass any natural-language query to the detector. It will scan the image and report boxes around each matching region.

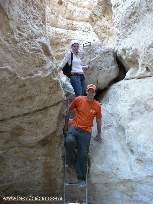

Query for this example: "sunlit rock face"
[81,43,119,89]
[90,0,113,45]
[88,0,153,203]
[46,0,113,61]
[111,0,153,79]
[0,0,55,76]
[0,0,64,196]
[90,77,153,204]
[1,0,153,203]
[58,42,119,94]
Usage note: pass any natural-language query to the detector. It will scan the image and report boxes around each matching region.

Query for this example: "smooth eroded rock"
[90,77,153,204]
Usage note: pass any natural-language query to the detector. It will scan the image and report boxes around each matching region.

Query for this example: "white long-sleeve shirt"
[59,51,88,73]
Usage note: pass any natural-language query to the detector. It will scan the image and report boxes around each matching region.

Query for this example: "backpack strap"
[70,52,73,68]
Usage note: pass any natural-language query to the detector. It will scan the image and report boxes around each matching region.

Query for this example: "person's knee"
[80,149,88,158]
[65,135,75,145]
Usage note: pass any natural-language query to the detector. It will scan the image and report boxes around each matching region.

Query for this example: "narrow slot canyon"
[0,1,153,204]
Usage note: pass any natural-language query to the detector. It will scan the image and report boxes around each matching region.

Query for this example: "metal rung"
[65,202,87,204]
[64,149,88,203]
[63,99,88,204]
[64,182,79,186]
[65,182,87,188]
[65,203,80,204]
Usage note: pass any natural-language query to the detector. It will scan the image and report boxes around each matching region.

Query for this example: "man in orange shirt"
[64,84,102,187]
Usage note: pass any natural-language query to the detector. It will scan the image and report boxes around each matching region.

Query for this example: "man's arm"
[63,107,71,134]
[63,97,78,135]
[94,118,102,143]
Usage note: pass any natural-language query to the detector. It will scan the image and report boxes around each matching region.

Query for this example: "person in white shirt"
[59,40,88,96]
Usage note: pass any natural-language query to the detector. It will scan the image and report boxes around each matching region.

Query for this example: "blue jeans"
[70,74,85,96]
[65,126,91,180]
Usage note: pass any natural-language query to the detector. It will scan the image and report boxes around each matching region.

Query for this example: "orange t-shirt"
[69,96,102,132]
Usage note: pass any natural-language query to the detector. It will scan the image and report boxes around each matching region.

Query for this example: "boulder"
[81,43,119,89]
[90,77,153,204]
[0,0,54,77]
[111,0,153,79]
[0,0,64,196]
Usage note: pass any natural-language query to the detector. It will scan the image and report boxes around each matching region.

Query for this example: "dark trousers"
[65,126,91,180]
[70,74,85,96]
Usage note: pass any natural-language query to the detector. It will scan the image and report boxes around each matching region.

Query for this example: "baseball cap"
[87,84,96,91]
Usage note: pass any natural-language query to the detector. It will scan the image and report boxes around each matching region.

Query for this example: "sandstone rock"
[0,0,53,77]
[0,68,64,195]
[0,0,64,197]
[0,101,63,195]
[1,0,153,203]
[81,43,119,89]
[90,77,153,204]
[111,0,153,79]
[89,0,113,46]
[46,0,100,61]
[58,73,75,97]
[0,67,63,121]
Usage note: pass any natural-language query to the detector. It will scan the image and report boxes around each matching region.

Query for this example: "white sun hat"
[70,40,80,47]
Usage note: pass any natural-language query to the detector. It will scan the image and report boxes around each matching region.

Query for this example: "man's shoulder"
[73,96,86,103]
[75,96,86,100]
[74,96,86,101]
[93,99,101,107]
[75,97,100,103]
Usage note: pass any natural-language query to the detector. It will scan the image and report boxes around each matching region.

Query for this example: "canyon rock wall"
[46,0,113,61]
[90,0,113,45]
[111,0,153,79]
[0,0,64,197]
[1,0,153,203]
[90,78,153,204]
[90,0,153,203]
[81,44,119,89]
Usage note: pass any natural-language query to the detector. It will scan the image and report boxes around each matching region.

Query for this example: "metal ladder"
[63,147,88,204]
[63,94,88,204]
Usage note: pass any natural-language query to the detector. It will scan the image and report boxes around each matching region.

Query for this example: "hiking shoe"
[77,179,86,188]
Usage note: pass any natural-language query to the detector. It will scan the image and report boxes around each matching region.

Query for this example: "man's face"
[86,88,96,100]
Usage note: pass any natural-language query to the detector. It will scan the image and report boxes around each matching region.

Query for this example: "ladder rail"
[63,145,88,204]
[63,97,88,204]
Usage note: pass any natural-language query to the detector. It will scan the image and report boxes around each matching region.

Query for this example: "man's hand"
[63,108,68,116]
[93,134,102,143]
